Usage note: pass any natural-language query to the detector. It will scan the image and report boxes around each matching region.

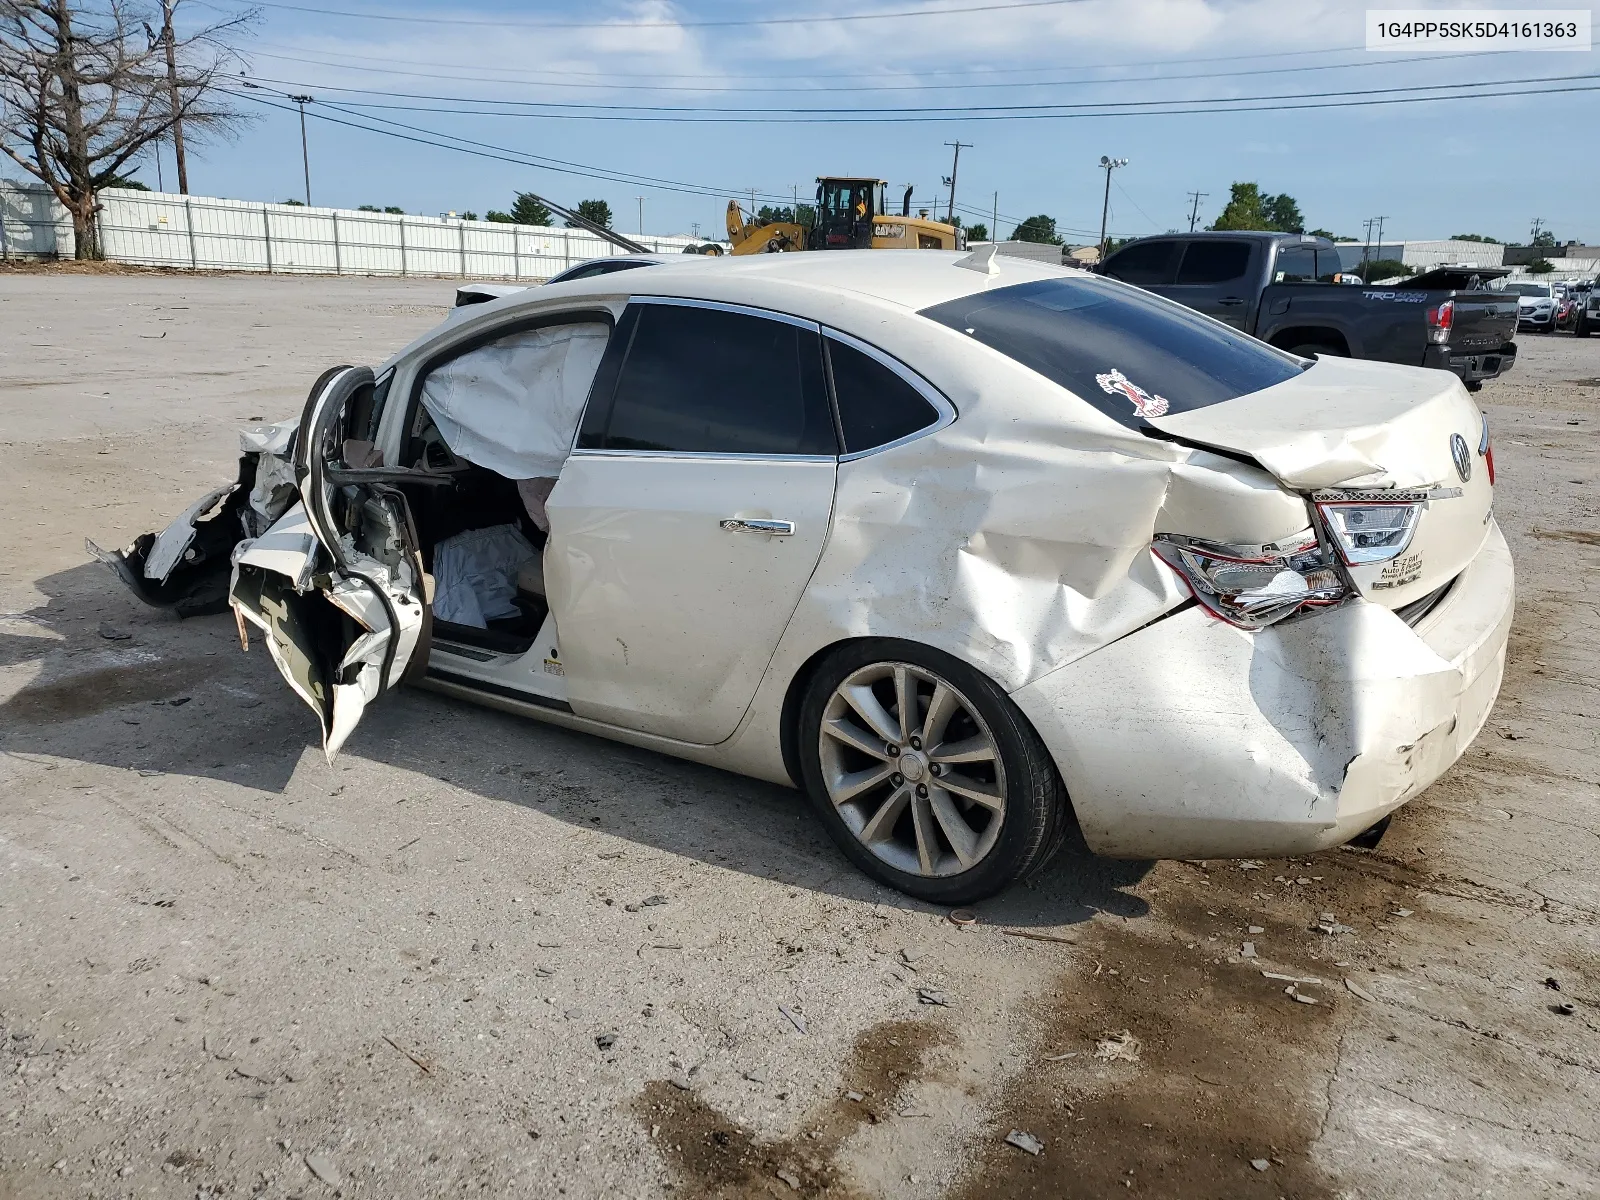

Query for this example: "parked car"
[1098,232,1518,389]
[1502,282,1559,333]
[1578,282,1600,337]
[89,250,1512,902]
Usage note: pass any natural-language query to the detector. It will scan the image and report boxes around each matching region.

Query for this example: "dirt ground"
[1,272,1597,1200]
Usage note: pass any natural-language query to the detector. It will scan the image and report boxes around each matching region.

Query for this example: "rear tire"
[1577,316,1592,338]
[796,639,1068,905]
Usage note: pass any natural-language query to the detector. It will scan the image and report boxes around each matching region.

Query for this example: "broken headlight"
[1152,530,1347,630]
[1314,497,1423,565]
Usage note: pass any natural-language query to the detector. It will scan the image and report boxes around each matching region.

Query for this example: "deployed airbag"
[432,524,539,628]
[420,323,609,480]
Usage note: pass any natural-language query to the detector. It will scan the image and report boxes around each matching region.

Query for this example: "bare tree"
[0,0,253,258]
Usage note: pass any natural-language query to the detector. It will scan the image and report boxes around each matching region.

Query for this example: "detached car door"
[544,298,839,744]
[231,366,431,757]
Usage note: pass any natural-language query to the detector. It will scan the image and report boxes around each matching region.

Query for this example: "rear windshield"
[919,276,1305,429]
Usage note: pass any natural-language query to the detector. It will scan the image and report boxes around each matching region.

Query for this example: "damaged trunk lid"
[1148,355,1493,609]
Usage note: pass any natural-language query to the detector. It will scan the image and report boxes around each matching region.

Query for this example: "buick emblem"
[1450,433,1472,483]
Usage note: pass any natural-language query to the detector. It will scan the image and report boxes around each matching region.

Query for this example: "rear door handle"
[720,518,795,536]
[1217,297,1246,306]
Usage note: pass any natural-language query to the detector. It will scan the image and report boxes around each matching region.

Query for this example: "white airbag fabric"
[432,524,538,628]
[420,323,608,480]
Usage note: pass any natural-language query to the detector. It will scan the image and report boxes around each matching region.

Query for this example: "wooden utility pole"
[1186,190,1208,232]
[942,141,970,225]
[159,0,189,194]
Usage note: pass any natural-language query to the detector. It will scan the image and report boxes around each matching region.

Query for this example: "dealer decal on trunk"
[1096,369,1170,418]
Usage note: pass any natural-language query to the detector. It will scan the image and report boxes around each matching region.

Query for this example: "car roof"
[523,248,1078,316]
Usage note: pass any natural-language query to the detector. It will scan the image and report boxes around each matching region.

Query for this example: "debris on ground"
[1392,908,1413,917]
[1285,986,1319,1005]
[304,1151,340,1185]
[778,1004,807,1035]
[1247,925,1265,934]
[1545,977,1562,991]
[1000,928,1076,945]
[948,909,977,926]
[1093,1030,1142,1062]
[776,1168,801,1190]
[1552,1003,1576,1016]
[97,623,131,640]
[1250,1158,1271,1171]
[1262,971,1322,985]
[1344,978,1378,1002]
[917,988,950,1006]
[595,1033,617,1050]
[1241,942,1257,958]
[844,1090,864,1102]
[1005,1130,1045,1156]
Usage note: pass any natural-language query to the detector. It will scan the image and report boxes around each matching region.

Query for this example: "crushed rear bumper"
[1011,521,1513,859]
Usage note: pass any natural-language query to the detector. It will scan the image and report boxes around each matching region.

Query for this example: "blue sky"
[144,0,1598,244]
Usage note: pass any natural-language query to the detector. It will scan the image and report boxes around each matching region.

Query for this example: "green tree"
[566,199,613,229]
[105,173,149,191]
[1528,258,1555,274]
[485,210,512,222]
[1359,258,1413,281]
[1012,214,1061,244]
[795,203,815,228]
[357,205,406,214]
[510,192,553,225]
[460,211,478,221]
[384,206,404,215]
[756,204,793,225]
[965,222,989,241]
[1451,233,1500,243]
[1210,182,1305,233]
[1306,228,1346,240]
[279,198,304,206]
[1530,229,1558,249]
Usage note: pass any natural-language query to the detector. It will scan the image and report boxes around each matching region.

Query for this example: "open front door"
[230,366,430,758]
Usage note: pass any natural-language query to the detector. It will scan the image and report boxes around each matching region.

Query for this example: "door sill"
[424,666,573,712]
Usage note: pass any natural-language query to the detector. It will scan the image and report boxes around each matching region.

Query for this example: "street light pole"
[637,195,644,235]
[1097,155,1127,262]
[289,94,313,205]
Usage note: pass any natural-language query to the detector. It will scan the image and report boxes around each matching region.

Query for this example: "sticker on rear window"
[1095,369,1169,418]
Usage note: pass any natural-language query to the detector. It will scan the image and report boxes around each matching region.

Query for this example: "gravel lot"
[2,269,1598,1200]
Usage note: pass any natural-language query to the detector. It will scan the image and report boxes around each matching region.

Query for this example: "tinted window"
[549,259,653,283]
[1101,239,1179,285]
[919,277,1304,431]
[1176,240,1251,284]
[1274,245,1316,283]
[579,303,835,455]
[827,338,940,453]
[1314,249,1345,282]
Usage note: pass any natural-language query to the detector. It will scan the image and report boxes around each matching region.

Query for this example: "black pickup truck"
[1097,231,1518,389]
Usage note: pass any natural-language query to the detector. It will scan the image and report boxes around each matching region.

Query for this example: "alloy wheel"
[817,661,1006,878]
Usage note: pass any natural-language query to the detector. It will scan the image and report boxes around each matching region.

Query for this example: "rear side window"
[1176,240,1251,284]
[919,277,1304,430]
[578,302,835,456]
[1101,239,1180,285]
[1274,245,1316,283]
[826,338,940,454]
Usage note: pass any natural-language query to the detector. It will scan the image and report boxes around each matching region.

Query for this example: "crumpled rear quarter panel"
[1010,522,1513,859]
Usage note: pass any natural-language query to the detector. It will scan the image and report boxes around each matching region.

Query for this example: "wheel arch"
[1267,325,1352,356]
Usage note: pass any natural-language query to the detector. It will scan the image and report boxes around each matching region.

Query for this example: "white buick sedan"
[93,248,1513,903]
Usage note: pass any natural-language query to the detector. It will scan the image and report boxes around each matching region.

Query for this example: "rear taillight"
[1425,299,1454,345]
[1152,530,1347,630]
[1316,501,1424,565]
[1480,413,1495,485]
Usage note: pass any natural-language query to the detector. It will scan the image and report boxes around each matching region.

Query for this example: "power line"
[1186,190,1208,232]
[236,69,1600,120]
[238,45,1492,95]
[229,87,795,204]
[236,69,1600,119]
[218,0,1098,31]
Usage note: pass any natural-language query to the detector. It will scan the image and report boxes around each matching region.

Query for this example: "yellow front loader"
[726,177,964,255]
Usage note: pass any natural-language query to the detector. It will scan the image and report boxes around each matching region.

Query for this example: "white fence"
[1,180,707,278]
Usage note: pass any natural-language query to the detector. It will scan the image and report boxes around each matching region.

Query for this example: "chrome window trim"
[822,327,957,461]
[567,448,836,464]
[630,293,822,333]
